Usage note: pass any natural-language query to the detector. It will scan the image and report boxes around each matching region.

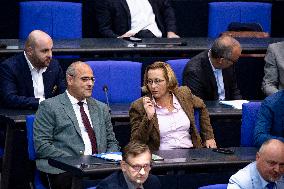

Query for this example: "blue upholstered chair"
[241,102,262,147]
[166,59,190,86]
[26,115,46,189]
[198,184,228,189]
[19,1,82,39]
[208,2,272,38]
[86,61,142,104]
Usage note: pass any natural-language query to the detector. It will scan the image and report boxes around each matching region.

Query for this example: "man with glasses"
[182,35,242,101]
[96,141,161,189]
[34,61,120,189]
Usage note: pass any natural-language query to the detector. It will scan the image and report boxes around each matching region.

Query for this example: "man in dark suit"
[182,36,242,101]
[0,30,66,109]
[96,141,161,189]
[34,61,120,189]
[95,0,179,38]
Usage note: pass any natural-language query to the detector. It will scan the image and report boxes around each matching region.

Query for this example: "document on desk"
[94,152,164,162]
[219,100,249,109]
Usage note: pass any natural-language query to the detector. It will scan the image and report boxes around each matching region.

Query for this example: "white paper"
[219,100,249,109]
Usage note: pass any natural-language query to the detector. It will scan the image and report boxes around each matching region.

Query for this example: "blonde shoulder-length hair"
[142,61,178,94]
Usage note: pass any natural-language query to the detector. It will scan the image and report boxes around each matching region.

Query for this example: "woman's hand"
[143,97,155,120]
[205,139,217,148]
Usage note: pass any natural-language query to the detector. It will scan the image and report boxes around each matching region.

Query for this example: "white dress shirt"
[155,94,193,150]
[126,0,162,37]
[208,50,225,100]
[24,51,47,103]
[66,91,94,155]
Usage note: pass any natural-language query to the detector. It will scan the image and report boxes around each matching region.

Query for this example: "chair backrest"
[19,1,82,39]
[166,59,190,86]
[86,60,142,104]
[26,115,46,189]
[194,108,201,133]
[241,102,262,147]
[198,184,228,189]
[26,115,36,160]
[208,2,272,38]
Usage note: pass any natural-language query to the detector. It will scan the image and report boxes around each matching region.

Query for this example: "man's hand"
[205,139,217,148]
[167,31,180,38]
[118,32,135,38]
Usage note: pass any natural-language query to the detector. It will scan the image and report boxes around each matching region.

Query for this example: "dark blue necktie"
[266,182,275,189]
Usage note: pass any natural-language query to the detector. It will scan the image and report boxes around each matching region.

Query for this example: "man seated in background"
[182,35,242,101]
[95,0,179,38]
[96,141,161,189]
[228,139,284,189]
[0,30,66,109]
[253,90,284,148]
[34,61,120,189]
[262,41,284,96]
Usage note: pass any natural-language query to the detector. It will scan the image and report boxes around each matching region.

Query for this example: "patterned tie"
[266,182,275,189]
[78,101,97,154]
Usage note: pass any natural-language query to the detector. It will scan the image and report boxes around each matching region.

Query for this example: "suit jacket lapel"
[121,0,131,27]
[86,98,102,150]
[60,92,82,138]
[43,65,54,97]
[204,57,219,99]
[20,54,35,96]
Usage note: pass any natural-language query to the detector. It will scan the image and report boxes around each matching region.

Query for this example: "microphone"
[103,85,111,113]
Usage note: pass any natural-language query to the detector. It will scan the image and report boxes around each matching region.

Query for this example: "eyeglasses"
[147,79,165,85]
[80,76,95,82]
[69,74,96,82]
[125,161,151,172]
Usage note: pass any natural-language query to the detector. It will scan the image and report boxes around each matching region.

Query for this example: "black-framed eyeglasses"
[125,161,152,172]
[147,79,165,85]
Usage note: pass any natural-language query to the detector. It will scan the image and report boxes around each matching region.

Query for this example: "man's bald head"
[256,139,284,182]
[24,30,53,69]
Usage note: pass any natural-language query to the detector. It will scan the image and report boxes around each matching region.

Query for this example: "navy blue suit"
[182,50,241,101]
[253,90,284,147]
[95,0,177,38]
[96,171,161,189]
[0,53,66,109]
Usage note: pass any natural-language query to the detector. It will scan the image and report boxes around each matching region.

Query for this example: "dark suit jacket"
[182,50,241,101]
[34,92,120,174]
[96,171,161,189]
[0,53,66,109]
[95,0,177,38]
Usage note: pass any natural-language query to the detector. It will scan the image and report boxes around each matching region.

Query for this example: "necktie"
[78,101,97,154]
[266,182,275,189]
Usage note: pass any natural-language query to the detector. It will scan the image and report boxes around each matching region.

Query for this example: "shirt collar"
[153,94,181,110]
[66,90,87,106]
[24,51,47,73]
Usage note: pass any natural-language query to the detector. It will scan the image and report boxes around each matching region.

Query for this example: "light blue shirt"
[228,161,284,189]
[208,50,225,100]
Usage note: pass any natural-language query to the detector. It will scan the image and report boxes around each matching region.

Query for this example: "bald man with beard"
[0,30,66,109]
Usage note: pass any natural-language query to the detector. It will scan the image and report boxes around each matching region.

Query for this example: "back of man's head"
[210,36,241,60]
